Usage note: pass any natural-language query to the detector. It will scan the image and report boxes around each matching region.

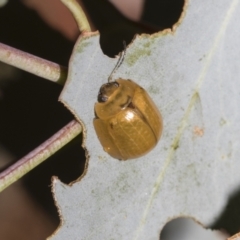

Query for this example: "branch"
[0,42,68,85]
[60,0,91,32]
[0,120,82,192]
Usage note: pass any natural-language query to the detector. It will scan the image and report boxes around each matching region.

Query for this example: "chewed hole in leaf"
[210,188,240,236]
[160,217,227,240]
[82,0,185,56]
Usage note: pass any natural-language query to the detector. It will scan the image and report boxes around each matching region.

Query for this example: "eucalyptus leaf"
[49,0,240,239]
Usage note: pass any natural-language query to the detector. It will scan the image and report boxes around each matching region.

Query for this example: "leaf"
[49,0,240,239]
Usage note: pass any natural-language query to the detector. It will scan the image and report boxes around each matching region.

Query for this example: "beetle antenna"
[108,41,127,82]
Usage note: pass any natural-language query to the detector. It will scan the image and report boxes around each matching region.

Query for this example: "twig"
[60,0,91,32]
[0,120,82,192]
[0,42,68,85]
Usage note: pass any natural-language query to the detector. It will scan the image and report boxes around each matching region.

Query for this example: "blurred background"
[0,0,235,239]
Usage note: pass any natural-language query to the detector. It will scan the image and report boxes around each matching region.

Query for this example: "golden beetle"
[93,78,163,160]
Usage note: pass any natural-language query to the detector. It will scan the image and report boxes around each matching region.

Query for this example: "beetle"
[93,78,163,160]
[93,44,163,160]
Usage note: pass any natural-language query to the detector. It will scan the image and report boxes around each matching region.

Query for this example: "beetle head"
[98,82,119,102]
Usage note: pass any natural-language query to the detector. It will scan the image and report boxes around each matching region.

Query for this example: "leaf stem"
[60,0,91,32]
[0,120,82,192]
[0,42,68,85]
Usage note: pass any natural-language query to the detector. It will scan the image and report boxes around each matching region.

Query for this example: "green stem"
[60,0,91,32]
